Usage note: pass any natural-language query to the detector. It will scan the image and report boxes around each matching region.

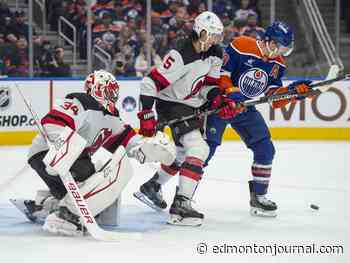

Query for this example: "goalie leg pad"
[59,146,133,217]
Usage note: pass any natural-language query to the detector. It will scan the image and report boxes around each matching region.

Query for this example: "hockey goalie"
[12,70,176,236]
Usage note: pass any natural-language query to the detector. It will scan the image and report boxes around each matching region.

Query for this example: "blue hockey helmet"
[264,21,294,57]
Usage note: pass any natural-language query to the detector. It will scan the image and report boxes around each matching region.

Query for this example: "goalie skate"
[43,206,86,236]
[10,198,45,224]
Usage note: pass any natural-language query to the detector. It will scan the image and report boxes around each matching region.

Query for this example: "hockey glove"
[211,95,244,120]
[137,109,157,137]
[271,80,313,108]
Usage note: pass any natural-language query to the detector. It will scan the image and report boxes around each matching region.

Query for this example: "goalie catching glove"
[270,80,313,108]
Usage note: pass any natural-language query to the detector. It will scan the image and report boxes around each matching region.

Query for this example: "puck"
[310,204,319,210]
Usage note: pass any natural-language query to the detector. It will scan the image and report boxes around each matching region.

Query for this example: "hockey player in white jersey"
[15,70,175,236]
[134,11,241,226]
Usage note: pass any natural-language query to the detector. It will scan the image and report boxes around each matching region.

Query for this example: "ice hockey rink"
[0,141,349,263]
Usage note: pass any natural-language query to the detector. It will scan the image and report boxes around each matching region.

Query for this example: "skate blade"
[167,214,203,227]
[250,207,277,218]
[133,191,164,212]
[9,198,41,223]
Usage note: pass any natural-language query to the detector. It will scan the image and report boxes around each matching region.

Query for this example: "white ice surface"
[0,141,349,263]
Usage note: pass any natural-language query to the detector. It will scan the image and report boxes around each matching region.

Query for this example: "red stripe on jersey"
[161,163,179,176]
[41,117,67,128]
[41,109,76,130]
[149,68,170,91]
[120,127,136,147]
[180,167,202,181]
[204,75,219,86]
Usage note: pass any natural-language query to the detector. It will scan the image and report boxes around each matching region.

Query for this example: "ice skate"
[10,190,59,224]
[168,194,204,226]
[249,180,277,217]
[43,206,86,236]
[133,173,167,212]
[10,199,45,223]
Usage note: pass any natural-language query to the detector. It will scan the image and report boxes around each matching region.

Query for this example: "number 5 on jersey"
[163,56,175,69]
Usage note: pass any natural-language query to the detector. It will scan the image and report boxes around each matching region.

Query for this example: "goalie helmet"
[84,70,119,114]
[193,11,224,45]
[264,21,294,57]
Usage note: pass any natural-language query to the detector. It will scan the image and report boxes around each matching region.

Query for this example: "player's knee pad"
[250,138,275,165]
[59,146,133,217]
[180,130,209,162]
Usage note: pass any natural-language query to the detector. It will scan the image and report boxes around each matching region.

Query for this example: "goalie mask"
[84,70,119,114]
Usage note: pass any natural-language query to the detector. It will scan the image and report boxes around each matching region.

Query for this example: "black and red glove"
[211,95,243,119]
[137,109,157,137]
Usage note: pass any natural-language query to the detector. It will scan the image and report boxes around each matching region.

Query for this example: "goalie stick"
[159,65,348,127]
[16,85,141,242]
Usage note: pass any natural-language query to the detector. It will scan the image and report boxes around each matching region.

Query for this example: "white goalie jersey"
[28,92,137,160]
[140,38,223,108]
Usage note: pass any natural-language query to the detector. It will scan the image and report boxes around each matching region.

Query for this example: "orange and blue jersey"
[220,36,286,102]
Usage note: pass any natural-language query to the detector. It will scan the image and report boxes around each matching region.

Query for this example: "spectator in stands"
[234,0,258,22]
[2,36,29,76]
[134,46,161,77]
[47,0,64,31]
[13,36,30,76]
[113,52,135,77]
[152,0,168,14]
[0,32,5,44]
[45,46,72,77]
[7,11,34,42]
[242,12,265,39]
[112,2,127,28]
[151,12,169,57]
[92,0,115,19]
[0,1,12,33]
[214,0,237,20]
[221,12,237,46]
[187,0,202,19]
[197,1,208,15]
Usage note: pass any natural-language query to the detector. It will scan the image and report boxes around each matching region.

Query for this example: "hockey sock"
[251,162,272,195]
[155,160,181,185]
[178,157,203,198]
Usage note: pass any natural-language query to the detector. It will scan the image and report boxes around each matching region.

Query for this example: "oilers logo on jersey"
[238,68,268,98]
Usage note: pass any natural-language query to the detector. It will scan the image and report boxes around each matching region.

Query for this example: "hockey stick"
[159,66,348,127]
[243,65,348,107]
[15,84,140,241]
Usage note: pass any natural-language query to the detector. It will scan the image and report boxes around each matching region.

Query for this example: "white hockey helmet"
[193,11,224,44]
[84,69,119,114]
